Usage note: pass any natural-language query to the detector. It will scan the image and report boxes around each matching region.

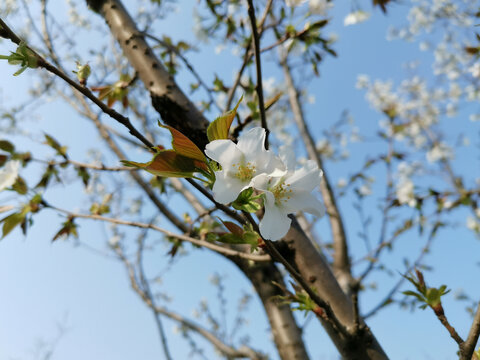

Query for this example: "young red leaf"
[161,124,206,162]
[122,150,207,178]
[221,220,244,237]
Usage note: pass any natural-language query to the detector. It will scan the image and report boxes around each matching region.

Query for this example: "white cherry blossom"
[344,11,370,26]
[253,159,324,240]
[205,127,284,204]
[396,179,417,207]
[309,0,333,15]
[0,160,20,192]
[285,0,307,8]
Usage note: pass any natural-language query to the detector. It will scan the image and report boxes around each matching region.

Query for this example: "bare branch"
[117,249,266,360]
[246,0,269,148]
[33,158,135,172]
[0,17,155,151]
[279,53,353,293]
[45,204,271,262]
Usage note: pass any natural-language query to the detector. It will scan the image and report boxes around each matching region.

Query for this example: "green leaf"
[161,124,206,162]
[76,166,90,188]
[216,218,259,250]
[242,231,260,250]
[426,288,441,307]
[11,176,27,195]
[207,95,243,142]
[44,134,68,159]
[72,62,91,85]
[232,187,263,213]
[220,220,244,237]
[35,164,58,188]
[1,212,26,238]
[219,233,247,244]
[122,150,207,178]
[52,217,78,242]
[30,193,43,205]
[0,42,38,76]
[0,140,15,153]
[402,290,425,303]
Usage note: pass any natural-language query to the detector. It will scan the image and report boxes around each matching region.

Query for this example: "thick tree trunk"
[86,0,209,148]
[233,259,311,360]
[282,220,388,359]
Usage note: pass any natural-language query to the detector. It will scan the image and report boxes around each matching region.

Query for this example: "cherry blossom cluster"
[205,127,324,241]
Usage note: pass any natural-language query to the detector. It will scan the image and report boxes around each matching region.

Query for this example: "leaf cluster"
[0,41,38,76]
[403,270,450,310]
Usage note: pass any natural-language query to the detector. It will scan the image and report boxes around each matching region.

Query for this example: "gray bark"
[282,220,388,359]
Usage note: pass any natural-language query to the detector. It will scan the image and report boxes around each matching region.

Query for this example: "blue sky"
[0,1,479,359]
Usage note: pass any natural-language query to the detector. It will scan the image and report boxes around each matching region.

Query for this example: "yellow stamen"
[271,181,293,205]
[232,161,256,181]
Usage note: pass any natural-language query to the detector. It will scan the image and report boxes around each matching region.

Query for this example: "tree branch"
[86,0,210,148]
[246,0,269,148]
[0,17,155,151]
[46,204,270,262]
[117,248,266,360]
[136,227,173,360]
[461,302,480,360]
[279,53,353,293]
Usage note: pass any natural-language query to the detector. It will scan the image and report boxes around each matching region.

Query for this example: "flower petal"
[282,191,325,218]
[251,173,276,191]
[211,171,247,204]
[0,160,20,192]
[279,145,296,171]
[205,140,242,169]
[236,127,266,155]
[259,192,292,240]
[286,161,322,192]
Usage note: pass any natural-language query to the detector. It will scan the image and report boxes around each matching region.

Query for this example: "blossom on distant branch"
[309,0,333,15]
[285,0,307,8]
[396,178,417,207]
[344,11,370,26]
[0,160,20,192]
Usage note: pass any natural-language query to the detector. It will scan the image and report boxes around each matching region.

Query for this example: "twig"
[263,239,350,338]
[185,178,246,224]
[356,136,395,284]
[0,17,155,151]
[246,0,269,148]
[241,212,350,338]
[363,231,434,319]
[33,158,135,172]
[433,305,464,346]
[169,178,207,215]
[77,99,190,233]
[136,228,173,360]
[279,51,353,292]
[225,43,251,112]
[45,204,270,262]
[117,248,266,360]
[40,0,62,67]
